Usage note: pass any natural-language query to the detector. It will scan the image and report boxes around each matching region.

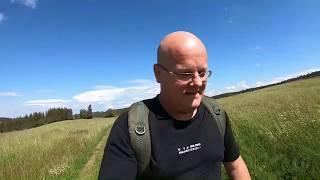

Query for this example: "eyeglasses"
[157,64,212,82]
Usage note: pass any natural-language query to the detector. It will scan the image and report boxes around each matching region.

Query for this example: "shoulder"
[114,97,157,128]
[142,97,158,111]
[202,96,225,111]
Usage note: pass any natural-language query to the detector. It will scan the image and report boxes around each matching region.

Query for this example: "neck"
[158,94,197,121]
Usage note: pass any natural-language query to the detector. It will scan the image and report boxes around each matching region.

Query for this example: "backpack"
[128,96,226,175]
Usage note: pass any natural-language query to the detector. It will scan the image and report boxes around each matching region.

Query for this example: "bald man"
[99,31,251,180]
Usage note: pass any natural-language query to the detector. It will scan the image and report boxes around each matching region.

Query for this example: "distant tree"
[80,109,88,119]
[0,107,73,133]
[73,114,80,119]
[67,109,73,120]
[87,104,93,119]
[105,108,116,118]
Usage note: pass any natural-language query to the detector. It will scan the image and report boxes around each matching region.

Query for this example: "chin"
[191,99,201,108]
[178,93,203,110]
[191,94,202,108]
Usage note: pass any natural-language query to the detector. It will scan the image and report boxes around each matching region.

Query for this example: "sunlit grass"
[1,77,319,179]
[0,117,115,179]
[219,77,320,179]
[79,130,109,180]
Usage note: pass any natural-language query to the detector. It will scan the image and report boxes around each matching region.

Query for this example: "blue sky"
[0,0,319,118]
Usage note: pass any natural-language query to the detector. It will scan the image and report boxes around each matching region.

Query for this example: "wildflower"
[48,163,70,176]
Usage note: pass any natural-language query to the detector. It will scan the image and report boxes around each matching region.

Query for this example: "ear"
[153,64,161,83]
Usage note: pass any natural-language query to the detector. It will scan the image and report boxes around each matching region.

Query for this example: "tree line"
[78,104,93,119]
[0,104,128,133]
[0,108,73,133]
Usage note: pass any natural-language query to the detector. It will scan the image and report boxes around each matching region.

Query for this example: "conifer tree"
[87,104,93,119]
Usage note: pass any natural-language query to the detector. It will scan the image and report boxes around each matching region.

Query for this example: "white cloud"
[225,81,250,92]
[73,80,160,109]
[255,81,265,87]
[256,63,262,67]
[220,68,320,94]
[106,102,132,110]
[11,0,38,9]
[73,88,124,103]
[268,69,320,84]
[0,13,6,24]
[24,99,69,107]
[0,92,20,97]
[205,89,222,96]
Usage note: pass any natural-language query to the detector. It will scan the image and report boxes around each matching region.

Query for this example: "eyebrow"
[175,66,207,73]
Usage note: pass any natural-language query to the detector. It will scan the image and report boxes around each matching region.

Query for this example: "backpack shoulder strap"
[202,96,226,142]
[128,101,151,176]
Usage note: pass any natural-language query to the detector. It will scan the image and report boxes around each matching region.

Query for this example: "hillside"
[213,70,320,99]
[0,77,319,179]
[0,117,116,179]
[0,117,12,121]
[217,77,320,179]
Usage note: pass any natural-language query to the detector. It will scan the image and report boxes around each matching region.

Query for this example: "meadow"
[219,77,320,179]
[0,77,319,179]
[0,118,116,180]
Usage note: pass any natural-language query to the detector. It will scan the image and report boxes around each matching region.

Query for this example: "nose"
[190,73,203,87]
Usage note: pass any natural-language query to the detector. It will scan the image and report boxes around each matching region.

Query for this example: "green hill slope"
[0,77,319,179]
[218,77,320,179]
[0,118,116,179]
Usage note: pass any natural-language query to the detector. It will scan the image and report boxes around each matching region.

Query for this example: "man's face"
[159,50,208,113]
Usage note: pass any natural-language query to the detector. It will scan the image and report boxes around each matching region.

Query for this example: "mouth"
[184,90,201,95]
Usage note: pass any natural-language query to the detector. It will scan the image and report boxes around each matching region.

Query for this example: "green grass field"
[219,77,320,179]
[0,77,319,179]
[0,117,116,180]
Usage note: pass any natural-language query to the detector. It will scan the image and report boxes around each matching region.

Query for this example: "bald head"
[157,31,207,65]
[154,31,209,119]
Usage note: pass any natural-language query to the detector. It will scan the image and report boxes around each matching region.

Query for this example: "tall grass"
[79,130,109,180]
[219,77,320,179]
[0,117,115,179]
[1,77,319,179]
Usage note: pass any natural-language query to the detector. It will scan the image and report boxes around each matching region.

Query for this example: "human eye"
[177,73,193,81]
[198,71,206,78]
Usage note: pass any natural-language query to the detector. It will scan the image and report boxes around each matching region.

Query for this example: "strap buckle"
[135,125,145,135]
[214,108,221,115]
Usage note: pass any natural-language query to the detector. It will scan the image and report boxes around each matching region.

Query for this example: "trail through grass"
[0,117,115,179]
[1,77,319,179]
[79,125,110,180]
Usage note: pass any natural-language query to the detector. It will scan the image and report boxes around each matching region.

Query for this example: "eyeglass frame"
[157,64,212,82]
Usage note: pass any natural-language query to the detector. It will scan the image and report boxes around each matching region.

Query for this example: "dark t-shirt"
[99,96,240,180]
